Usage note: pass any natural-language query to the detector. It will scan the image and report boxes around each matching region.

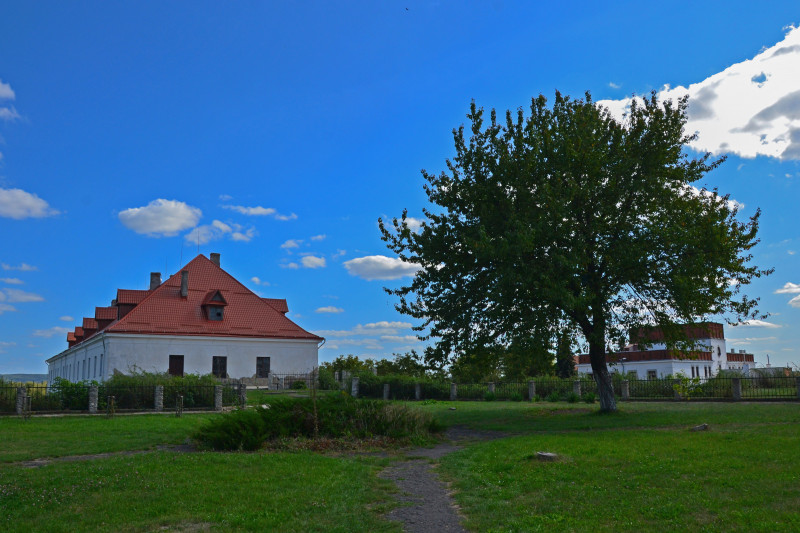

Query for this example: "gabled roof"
[117,289,150,305]
[82,317,98,330]
[104,255,321,341]
[262,298,289,314]
[95,307,117,320]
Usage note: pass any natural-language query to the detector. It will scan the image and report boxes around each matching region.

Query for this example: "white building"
[46,253,322,384]
[576,323,755,379]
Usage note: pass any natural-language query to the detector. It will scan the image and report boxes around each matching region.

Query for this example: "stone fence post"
[214,385,223,411]
[450,382,457,401]
[415,383,421,401]
[154,385,163,412]
[351,376,359,398]
[15,386,26,415]
[488,382,495,394]
[621,380,630,401]
[573,380,581,398]
[732,378,742,401]
[528,380,536,401]
[238,383,247,408]
[383,384,390,401]
[89,385,99,414]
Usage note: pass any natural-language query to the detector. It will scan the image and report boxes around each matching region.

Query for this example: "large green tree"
[380,92,770,412]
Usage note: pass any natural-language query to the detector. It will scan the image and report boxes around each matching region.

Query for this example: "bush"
[194,394,443,451]
[546,391,561,402]
[583,392,596,404]
[484,391,497,402]
[566,391,580,403]
[290,380,307,390]
[510,392,524,402]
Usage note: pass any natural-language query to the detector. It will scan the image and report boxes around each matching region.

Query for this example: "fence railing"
[0,383,242,415]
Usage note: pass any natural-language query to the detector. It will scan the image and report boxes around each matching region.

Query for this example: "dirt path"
[378,426,506,533]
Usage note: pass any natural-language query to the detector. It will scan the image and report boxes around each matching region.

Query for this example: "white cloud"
[683,185,743,211]
[0,79,15,100]
[608,82,621,89]
[281,262,300,269]
[223,205,297,220]
[789,295,800,308]
[774,282,800,294]
[380,335,422,343]
[405,217,424,232]
[219,194,233,201]
[281,239,302,249]
[311,234,327,241]
[3,288,44,303]
[0,107,21,122]
[119,199,201,237]
[599,26,800,160]
[59,315,74,322]
[231,228,257,242]
[184,219,255,244]
[32,326,70,338]
[0,188,60,219]
[343,255,422,280]
[731,319,781,328]
[0,341,16,353]
[315,306,344,314]
[302,256,326,269]
[0,303,16,314]
[1,263,37,271]
[317,321,413,338]
[0,277,24,285]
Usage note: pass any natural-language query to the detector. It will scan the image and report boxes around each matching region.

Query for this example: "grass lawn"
[1,401,798,532]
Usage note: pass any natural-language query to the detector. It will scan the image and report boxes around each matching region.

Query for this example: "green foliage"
[290,380,307,390]
[380,92,771,413]
[194,394,443,451]
[483,391,497,402]
[555,331,576,379]
[565,391,580,403]
[672,374,702,400]
[546,391,561,403]
[582,392,596,404]
[509,392,524,402]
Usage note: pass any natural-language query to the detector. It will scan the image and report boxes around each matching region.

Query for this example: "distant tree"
[555,331,576,379]
[320,355,374,374]
[380,92,771,412]
[375,350,428,377]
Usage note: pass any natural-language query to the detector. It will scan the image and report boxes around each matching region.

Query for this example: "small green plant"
[673,374,702,400]
[510,392,523,402]
[583,392,596,404]
[566,391,579,403]
[291,380,307,390]
[546,391,561,402]
[484,391,497,401]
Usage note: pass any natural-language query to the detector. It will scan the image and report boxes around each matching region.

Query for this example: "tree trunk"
[589,343,617,412]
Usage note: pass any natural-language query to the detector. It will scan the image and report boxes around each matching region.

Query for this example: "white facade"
[47,333,319,384]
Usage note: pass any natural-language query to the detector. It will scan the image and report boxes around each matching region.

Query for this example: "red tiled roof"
[74,327,84,338]
[116,289,151,305]
[262,298,289,314]
[82,317,98,330]
[201,290,228,307]
[95,307,117,320]
[105,255,321,341]
[67,332,76,342]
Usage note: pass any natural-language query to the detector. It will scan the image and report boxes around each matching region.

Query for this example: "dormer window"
[201,290,228,321]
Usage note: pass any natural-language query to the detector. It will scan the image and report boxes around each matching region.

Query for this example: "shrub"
[484,391,497,402]
[291,380,307,390]
[510,392,524,402]
[583,392,596,404]
[566,391,580,403]
[194,394,443,451]
[546,391,561,402]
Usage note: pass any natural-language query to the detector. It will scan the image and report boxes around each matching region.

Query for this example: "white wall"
[48,333,319,384]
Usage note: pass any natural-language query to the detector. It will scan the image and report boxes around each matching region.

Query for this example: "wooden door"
[256,357,270,378]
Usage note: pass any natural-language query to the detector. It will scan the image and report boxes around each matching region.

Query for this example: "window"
[169,355,185,377]
[212,356,227,378]
[647,370,658,380]
[208,306,224,321]
[256,357,270,378]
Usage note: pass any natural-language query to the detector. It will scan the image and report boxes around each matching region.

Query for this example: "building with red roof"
[46,253,323,384]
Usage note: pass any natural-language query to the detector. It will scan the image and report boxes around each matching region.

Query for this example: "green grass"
[0,451,397,533]
[3,401,799,532]
[0,413,216,462]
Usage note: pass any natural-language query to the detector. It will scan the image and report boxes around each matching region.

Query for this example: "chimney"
[210,253,220,267]
[150,272,161,290]
[180,270,189,297]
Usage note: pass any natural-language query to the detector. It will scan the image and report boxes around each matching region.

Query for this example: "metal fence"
[0,383,240,414]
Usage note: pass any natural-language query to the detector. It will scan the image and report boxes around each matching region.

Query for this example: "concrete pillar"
[238,383,247,408]
[383,383,390,401]
[154,385,164,412]
[89,385,99,413]
[732,378,742,401]
[351,376,359,398]
[573,380,581,397]
[621,380,630,401]
[528,380,536,401]
[214,385,223,411]
[488,382,495,394]
[335,371,340,383]
[674,379,682,400]
[279,377,285,390]
[415,383,422,400]
[450,382,457,401]
[15,386,26,415]
[796,377,800,400]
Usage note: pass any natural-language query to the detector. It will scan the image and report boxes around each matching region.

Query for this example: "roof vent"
[180,270,189,298]
[150,272,161,290]
[210,253,220,267]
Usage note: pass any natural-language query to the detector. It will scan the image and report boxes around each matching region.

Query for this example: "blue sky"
[1,1,799,374]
